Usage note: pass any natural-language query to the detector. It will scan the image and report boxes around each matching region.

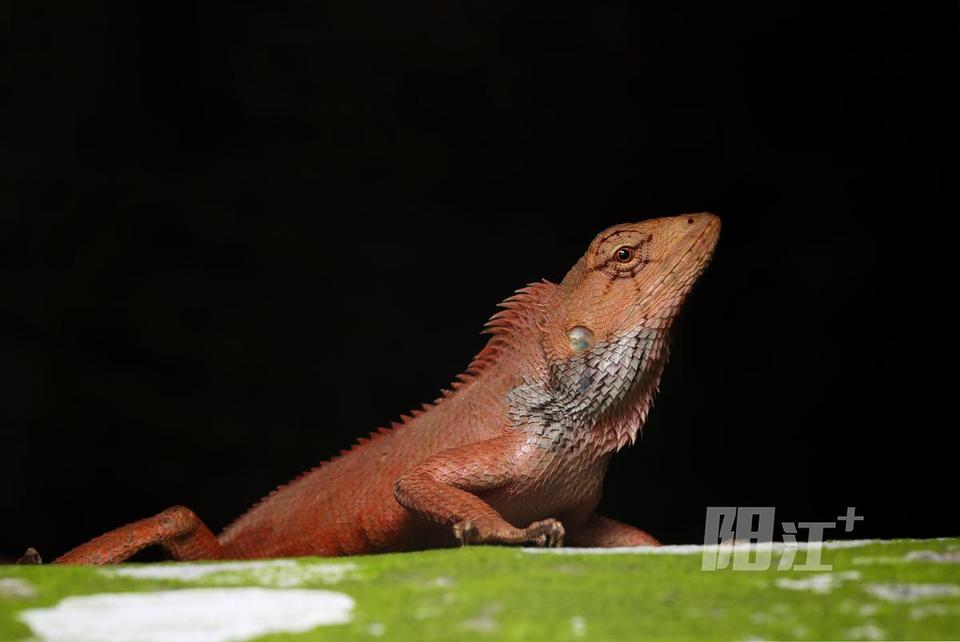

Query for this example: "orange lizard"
[46,213,720,564]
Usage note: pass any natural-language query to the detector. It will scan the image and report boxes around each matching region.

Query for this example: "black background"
[2,1,957,561]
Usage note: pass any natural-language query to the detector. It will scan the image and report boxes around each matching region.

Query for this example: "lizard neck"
[506,324,673,457]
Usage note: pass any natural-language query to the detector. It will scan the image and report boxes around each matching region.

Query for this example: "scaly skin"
[51,213,720,564]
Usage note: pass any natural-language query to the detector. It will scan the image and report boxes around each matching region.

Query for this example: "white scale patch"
[20,588,353,642]
[507,329,660,452]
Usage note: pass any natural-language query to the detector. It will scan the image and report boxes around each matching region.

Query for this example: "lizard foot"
[522,518,565,548]
[17,548,43,565]
[453,520,480,546]
[452,518,565,547]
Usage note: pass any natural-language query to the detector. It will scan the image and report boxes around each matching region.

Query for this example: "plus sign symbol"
[837,506,864,532]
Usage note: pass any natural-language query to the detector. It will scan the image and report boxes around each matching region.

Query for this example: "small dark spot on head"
[687,217,695,225]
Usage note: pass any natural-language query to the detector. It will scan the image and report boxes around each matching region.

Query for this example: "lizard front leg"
[566,513,660,547]
[394,437,564,547]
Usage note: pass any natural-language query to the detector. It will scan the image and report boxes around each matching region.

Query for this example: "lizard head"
[506,213,720,450]
[543,212,720,358]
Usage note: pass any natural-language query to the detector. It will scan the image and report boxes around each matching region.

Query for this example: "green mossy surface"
[2,539,959,641]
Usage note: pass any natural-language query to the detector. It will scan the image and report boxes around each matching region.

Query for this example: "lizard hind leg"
[565,514,661,547]
[54,505,224,565]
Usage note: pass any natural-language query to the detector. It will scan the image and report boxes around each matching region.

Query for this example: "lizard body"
[51,213,719,564]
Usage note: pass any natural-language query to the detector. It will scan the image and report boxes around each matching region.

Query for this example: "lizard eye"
[615,247,634,262]
[567,326,595,352]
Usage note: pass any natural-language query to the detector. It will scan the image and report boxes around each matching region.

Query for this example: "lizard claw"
[523,518,565,548]
[453,520,480,546]
[17,547,43,565]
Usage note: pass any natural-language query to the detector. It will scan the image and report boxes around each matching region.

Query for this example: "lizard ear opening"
[567,326,595,352]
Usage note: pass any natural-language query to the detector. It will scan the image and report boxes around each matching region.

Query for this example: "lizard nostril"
[687,217,695,225]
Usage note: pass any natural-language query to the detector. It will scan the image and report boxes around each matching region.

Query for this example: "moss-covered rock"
[2,539,959,641]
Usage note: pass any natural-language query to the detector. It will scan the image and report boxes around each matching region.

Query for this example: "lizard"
[45,213,720,564]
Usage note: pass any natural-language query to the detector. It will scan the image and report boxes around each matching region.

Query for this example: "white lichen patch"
[906,550,960,563]
[522,539,888,555]
[844,624,886,640]
[775,571,860,594]
[461,602,502,633]
[851,556,907,565]
[853,549,960,565]
[20,588,352,642]
[749,611,771,625]
[570,615,587,637]
[864,583,960,603]
[103,559,356,587]
[859,603,880,617]
[910,604,960,620]
[413,603,443,620]
[412,590,456,620]
[0,577,36,598]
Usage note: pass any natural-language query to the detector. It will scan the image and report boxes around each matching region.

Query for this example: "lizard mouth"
[633,214,720,309]
[670,214,720,274]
